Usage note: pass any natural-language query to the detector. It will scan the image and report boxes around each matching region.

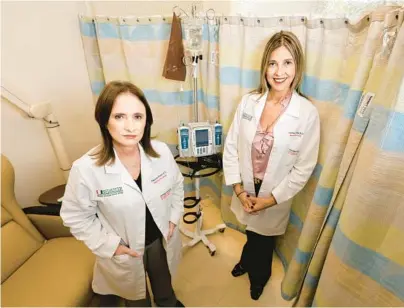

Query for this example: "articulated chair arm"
[23,206,72,240]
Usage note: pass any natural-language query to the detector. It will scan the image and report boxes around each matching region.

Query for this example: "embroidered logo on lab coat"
[152,171,167,184]
[96,187,123,197]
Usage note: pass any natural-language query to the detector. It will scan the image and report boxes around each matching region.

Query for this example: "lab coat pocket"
[95,255,136,285]
[93,255,145,300]
[108,254,136,271]
[113,254,132,262]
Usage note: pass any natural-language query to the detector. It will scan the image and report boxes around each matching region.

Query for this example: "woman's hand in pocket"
[114,244,141,258]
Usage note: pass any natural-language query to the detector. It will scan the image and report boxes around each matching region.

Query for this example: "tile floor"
[173,199,293,307]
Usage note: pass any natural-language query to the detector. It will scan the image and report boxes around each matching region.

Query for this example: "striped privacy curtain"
[79,6,404,306]
[218,6,404,307]
[302,9,404,307]
[79,14,222,201]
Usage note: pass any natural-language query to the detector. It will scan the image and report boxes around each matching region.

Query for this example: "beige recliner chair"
[1,154,96,307]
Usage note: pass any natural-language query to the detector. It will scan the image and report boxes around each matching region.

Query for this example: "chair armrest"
[26,213,72,239]
[23,205,60,216]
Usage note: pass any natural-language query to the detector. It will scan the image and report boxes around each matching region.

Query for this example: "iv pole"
[1,85,71,181]
[178,4,226,256]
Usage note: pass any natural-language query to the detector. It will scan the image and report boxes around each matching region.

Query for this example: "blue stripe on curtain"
[220,67,260,88]
[97,22,120,38]
[313,163,323,179]
[333,225,404,301]
[281,288,295,301]
[352,114,370,133]
[222,183,233,196]
[342,90,364,119]
[220,68,365,119]
[301,75,352,104]
[313,186,334,207]
[382,111,404,152]
[90,81,219,109]
[143,89,219,109]
[91,81,106,95]
[81,21,218,43]
[326,207,341,227]
[120,24,172,41]
[286,197,340,234]
[204,24,219,42]
[306,273,319,287]
[289,211,304,230]
[80,19,96,37]
[365,106,404,153]
[285,208,344,271]
[295,248,312,264]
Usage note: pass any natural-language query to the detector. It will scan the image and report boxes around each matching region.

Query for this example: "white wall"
[1,0,320,207]
[2,1,100,207]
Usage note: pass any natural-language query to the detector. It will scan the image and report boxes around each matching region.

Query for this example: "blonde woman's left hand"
[247,196,269,213]
[167,221,176,241]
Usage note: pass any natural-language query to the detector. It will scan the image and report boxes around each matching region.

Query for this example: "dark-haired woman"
[61,81,185,307]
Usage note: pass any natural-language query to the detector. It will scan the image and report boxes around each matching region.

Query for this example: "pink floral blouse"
[251,93,292,180]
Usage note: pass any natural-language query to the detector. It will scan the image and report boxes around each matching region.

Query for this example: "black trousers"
[98,237,177,307]
[239,230,276,288]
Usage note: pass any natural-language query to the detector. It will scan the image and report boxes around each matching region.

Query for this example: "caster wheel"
[219,228,225,233]
[210,250,216,256]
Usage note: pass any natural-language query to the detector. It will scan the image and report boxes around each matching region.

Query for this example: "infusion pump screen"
[195,129,209,147]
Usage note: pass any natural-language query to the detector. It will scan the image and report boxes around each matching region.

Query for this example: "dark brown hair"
[91,80,159,166]
[253,31,305,98]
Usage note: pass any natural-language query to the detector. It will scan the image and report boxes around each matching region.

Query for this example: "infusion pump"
[177,122,223,158]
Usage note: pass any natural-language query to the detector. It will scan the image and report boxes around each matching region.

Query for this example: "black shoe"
[176,300,185,307]
[231,263,247,277]
[250,285,264,300]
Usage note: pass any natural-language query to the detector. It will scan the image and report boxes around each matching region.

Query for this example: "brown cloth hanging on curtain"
[162,13,186,81]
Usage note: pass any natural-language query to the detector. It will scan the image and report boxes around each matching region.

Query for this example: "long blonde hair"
[253,31,305,97]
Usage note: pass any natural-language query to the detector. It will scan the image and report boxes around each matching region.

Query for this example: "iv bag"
[183,18,203,54]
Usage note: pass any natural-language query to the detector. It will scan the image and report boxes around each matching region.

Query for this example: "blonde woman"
[223,31,320,300]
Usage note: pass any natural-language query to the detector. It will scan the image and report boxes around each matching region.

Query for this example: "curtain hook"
[173,5,188,18]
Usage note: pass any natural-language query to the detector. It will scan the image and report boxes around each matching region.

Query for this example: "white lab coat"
[223,91,320,236]
[60,140,184,300]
